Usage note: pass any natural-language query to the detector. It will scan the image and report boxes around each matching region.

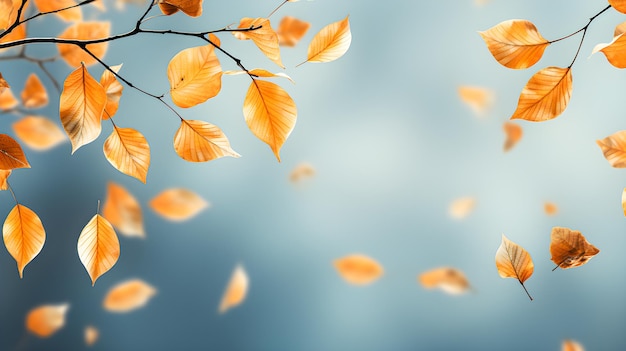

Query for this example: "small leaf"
[102,182,144,238]
[334,254,383,285]
[224,69,294,83]
[103,279,157,312]
[158,0,202,17]
[173,120,240,162]
[0,170,11,190]
[301,16,351,65]
[26,303,69,338]
[615,21,626,37]
[550,227,599,270]
[0,87,18,111]
[3,204,45,278]
[13,115,67,151]
[0,72,8,93]
[479,19,549,69]
[149,188,208,221]
[0,134,30,169]
[57,22,111,67]
[495,234,534,300]
[503,121,523,152]
[289,162,315,183]
[84,326,99,346]
[100,64,123,119]
[591,33,626,68]
[33,0,82,22]
[419,267,471,295]
[103,127,150,183]
[236,18,284,68]
[219,264,248,314]
[77,214,120,285]
[510,66,572,122]
[597,130,626,167]
[562,339,585,351]
[610,0,626,14]
[458,85,495,117]
[167,45,222,108]
[544,201,558,216]
[448,197,476,219]
[277,16,310,47]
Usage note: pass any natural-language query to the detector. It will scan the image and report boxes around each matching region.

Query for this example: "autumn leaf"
[503,121,523,152]
[550,227,599,270]
[495,234,534,300]
[419,267,471,295]
[13,115,67,151]
[77,214,120,285]
[0,87,19,111]
[479,19,550,69]
[300,16,351,65]
[100,64,123,119]
[149,188,208,221]
[562,339,585,351]
[209,33,220,47]
[0,0,12,30]
[610,0,626,14]
[0,170,11,190]
[102,182,144,238]
[289,162,315,183]
[103,127,150,183]
[33,0,82,22]
[458,85,495,117]
[219,264,248,314]
[510,66,572,122]
[596,130,626,167]
[236,17,284,68]
[85,326,99,346]
[3,204,45,278]
[60,64,106,154]
[544,201,558,216]
[334,254,383,285]
[20,73,48,109]
[277,16,310,47]
[0,134,30,169]
[158,0,203,17]
[448,197,476,219]
[26,303,69,338]
[615,21,626,37]
[167,45,222,108]
[57,22,111,67]
[591,33,626,69]
[103,279,157,312]
[174,120,240,162]
[224,68,294,83]
[0,72,9,93]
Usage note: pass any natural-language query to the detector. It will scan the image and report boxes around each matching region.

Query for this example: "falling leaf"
[84,326,99,346]
[33,0,82,22]
[13,116,67,151]
[562,339,585,351]
[419,267,471,295]
[503,121,523,151]
[77,214,120,285]
[591,33,626,69]
[544,201,558,216]
[550,227,599,270]
[3,204,45,278]
[158,0,203,17]
[495,234,534,300]
[301,16,351,65]
[510,66,572,122]
[103,279,157,312]
[100,64,123,119]
[218,264,248,314]
[610,0,626,14]
[102,182,144,238]
[597,130,626,167]
[479,19,549,69]
[334,254,383,285]
[0,72,8,93]
[0,87,18,111]
[59,64,106,154]
[57,22,111,67]
[0,134,30,170]
[168,45,222,108]
[448,197,476,219]
[244,80,297,161]
[236,18,284,68]
[173,120,240,162]
[458,85,495,117]
[0,170,11,190]
[289,162,315,183]
[103,127,150,183]
[277,16,310,47]
[149,188,208,221]
[26,303,69,338]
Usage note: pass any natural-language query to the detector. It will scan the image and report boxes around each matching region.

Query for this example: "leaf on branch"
[0,170,11,190]
[225,69,294,83]
[479,19,549,69]
[26,303,69,338]
[0,0,12,30]
[219,264,248,314]
[277,16,310,47]
[562,340,585,351]
[503,121,522,152]
[102,182,144,238]
[236,17,284,68]
[168,45,222,108]
[100,64,123,119]
[149,188,208,221]
[301,16,351,65]
[544,201,558,216]
[60,64,106,154]
[103,279,157,312]
[591,33,626,69]
[495,234,534,300]
[550,227,599,270]
[13,116,67,151]
[158,0,203,17]
[33,0,82,22]
[77,214,120,286]
[0,72,8,93]
[334,254,383,285]
[57,21,111,67]
[0,87,18,111]
[0,24,26,52]
[596,130,626,167]
[3,204,46,278]
[458,85,495,117]
[21,74,49,109]
[103,127,150,183]
[209,33,220,47]
[173,120,240,162]
[448,197,475,219]
[610,0,626,14]
[419,267,471,295]
[289,162,315,183]
[244,80,297,162]
[510,66,572,122]
[0,134,30,169]
[84,326,99,346]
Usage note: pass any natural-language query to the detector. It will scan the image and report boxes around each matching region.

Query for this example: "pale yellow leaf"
[13,115,67,151]
[0,170,11,190]
[174,120,240,162]
[550,227,599,270]
[100,64,123,119]
[0,87,18,111]
[479,19,549,69]
[334,254,383,285]
[592,33,626,69]
[167,45,222,108]
[158,0,202,17]
[419,267,471,295]
[33,0,82,22]
[3,204,45,278]
[149,188,208,221]
[562,339,585,351]
[0,134,30,169]
[57,22,111,67]
[102,182,144,238]
[503,121,522,152]
[77,214,120,285]
[495,234,533,300]
[289,162,315,183]
[458,85,495,117]
[277,16,310,47]
[103,279,157,312]
[85,325,99,346]
[597,130,626,167]
[218,264,248,314]
[237,18,284,68]
[302,16,351,65]
[103,127,150,183]
[510,66,572,122]
[26,303,69,338]
[448,197,475,219]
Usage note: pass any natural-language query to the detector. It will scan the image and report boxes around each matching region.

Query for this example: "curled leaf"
[173,120,240,162]
[479,19,549,69]
[448,197,475,219]
[510,66,572,122]
[158,0,202,17]
[301,16,351,65]
[168,45,222,108]
[458,85,495,117]
[0,134,30,169]
[3,204,46,278]
[236,17,284,68]
[26,303,69,338]
[13,115,67,151]
[334,254,383,285]
[103,127,150,183]
[419,267,471,295]
[149,188,208,221]
[277,16,310,47]
[21,73,48,109]
[100,64,123,119]
[219,264,248,314]
[57,22,111,67]
[550,227,599,270]
[85,326,99,346]
[103,279,157,312]
[495,234,533,300]
[503,121,523,152]
[102,182,144,238]
[597,130,626,167]
[77,214,120,285]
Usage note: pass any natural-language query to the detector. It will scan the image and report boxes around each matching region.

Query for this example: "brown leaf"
[0,87,18,111]
[479,19,549,69]
[3,204,45,278]
[168,45,222,108]
[591,33,626,69]
[419,267,471,295]
[550,227,599,270]
[495,234,533,300]
[237,18,284,68]
[0,134,30,169]
[100,64,123,119]
[289,162,315,183]
[597,130,626,167]
[503,121,523,152]
[26,303,69,338]
[57,22,111,67]
[102,182,144,238]
[562,339,585,351]
[173,120,240,162]
[77,214,120,285]
[301,16,351,65]
[149,188,208,221]
[0,170,11,190]
[84,326,99,346]
[13,115,67,151]
[510,66,572,122]
[544,201,558,216]
[158,0,202,17]
[103,127,150,183]
[103,279,157,312]
[448,197,476,219]
[610,0,626,14]
[334,254,383,285]
[33,0,82,22]
[458,85,495,117]
[277,16,310,47]
[218,264,248,314]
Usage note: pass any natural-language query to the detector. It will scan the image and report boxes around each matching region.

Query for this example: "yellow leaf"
[495,234,534,300]
[544,201,558,216]
[419,267,471,295]
[562,339,585,351]
[479,19,549,69]
[237,18,284,68]
[218,264,248,314]
[3,204,45,278]
[458,85,495,117]
[158,0,202,17]
[0,72,9,93]
[0,87,18,111]
[57,22,111,67]
[592,33,626,69]
[100,64,123,119]
[0,170,11,190]
[503,121,523,152]
[550,227,599,270]
[33,0,82,22]
[26,303,69,338]
[0,134,30,169]
[103,127,150,183]
[60,64,106,154]
[334,254,383,285]
[302,16,351,65]
[448,197,475,219]
[13,115,67,151]
[610,0,626,14]
[244,80,297,161]
[77,214,120,286]
[289,162,315,183]
[84,326,99,346]
[173,120,240,162]
[149,188,208,221]
[167,45,222,108]
[277,16,310,47]
[102,182,144,238]
[103,279,157,312]
[597,130,626,167]
[510,66,572,122]
[20,73,48,109]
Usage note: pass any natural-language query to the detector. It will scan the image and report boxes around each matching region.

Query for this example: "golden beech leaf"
[592,33,626,69]
[277,16,310,47]
[26,303,69,338]
[77,214,120,286]
[544,201,558,216]
[419,267,471,295]
[219,264,248,314]
[244,80,297,161]
[610,0,626,14]
[20,73,48,109]
[103,279,157,312]
[615,21,626,37]
[167,45,222,108]
[33,0,82,22]
[334,254,383,285]
[458,85,495,117]
[102,182,144,238]
[510,66,572,122]
[0,87,19,111]
[57,22,111,67]
[550,227,599,270]
[103,127,150,183]
[85,326,99,346]
[302,16,351,65]
[158,0,202,17]
[503,121,523,152]
[3,204,45,278]
[0,0,12,30]
[0,72,8,93]
[289,162,315,183]
[100,64,123,119]
[237,18,284,68]
[448,197,476,219]
[60,64,106,154]
[149,188,208,221]
[479,19,550,69]
[174,120,240,162]
[0,134,30,169]
[596,130,626,167]
[13,116,67,151]
[562,339,585,351]
[0,170,11,190]
[495,234,534,300]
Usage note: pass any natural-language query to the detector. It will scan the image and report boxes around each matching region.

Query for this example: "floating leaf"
[174,120,240,162]
[103,279,157,312]
[13,115,67,151]
[597,130,626,167]
[544,201,558,216]
[0,134,30,169]
[85,326,99,346]
[479,19,549,69]
[550,227,599,270]
[419,267,471,295]
[503,121,523,152]
[33,0,82,22]
[158,0,202,17]
[510,66,572,122]
[102,182,144,238]
[562,339,585,351]
[458,85,495,117]
[219,264,248,314]
[77,214,120,285]
[103,127,150,183]
[168,45,222,108]
[334,254,383,285]
[0,170,11,190]
[448,197,476,219]
[237,17,284,68]
[0,87,18,111]
[610,0,626,14]
[591,33,626,69]
[149,188,208,221]
[495,234,534,300]
[26,303,69,338]
[289,162,315,183]
[3,204,45,278]
[57,22,111,67]
[277,16,310,47]
[301,16,351,65]
[100,64,123,119]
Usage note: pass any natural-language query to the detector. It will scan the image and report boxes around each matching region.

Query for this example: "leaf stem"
[519,281,533,301]
[7,183,19,206]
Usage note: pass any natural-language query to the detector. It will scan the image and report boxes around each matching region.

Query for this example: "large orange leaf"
[219,264,248,314]
[20,73,48,109]
[479,19,549,69]
[57,22,111,67]
[334,254,383,285]
[591,33,626,69]
[100,64,123,119]
[237,18,284,68]
[33,0,82,22]
[103,127,150,183]
[102,182,144,238]
[495,234,534,300]
[610,0,626,14]
[149,188,208,221]
[0,134,30,169]
[3,204,45,278]
[503,121,523,152]
[26,303,69,338]
[597,130,626,167]
[13,116,67,151]
[167,45,222,108]
[562,339,585,351]
[158,0,202,17]
[277,16,310,47]
[0,87,18,111]
[173,120,240,162]
[419,267,471,295]
[84,326,99,346]
[244,80,297,161]
[103,279,157,312]
[458,85,495,117]
[302,16,351,65]
[77,214,120,285]
[510,66,572,122]
[0,170,11,190]
[550,227,599,270]
[60,64,106,154]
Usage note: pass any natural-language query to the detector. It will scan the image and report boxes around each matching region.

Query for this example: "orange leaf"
[495,234,533,300]
[592,30,626,68]
[0,170,11,190]
[448,197,476,219]
[3,204,45,278]
[597,130,626,167]
[0,72,8,93]
[167,45,222,108]
[149,188,208,221]
[218,264,248,314]
[419,267,471,295]
[277,16,310,47]
[102,182,144,238]
[289,162,315,183]
[84,326,99,346]
[479,20,549,69]
[0,134,30,169]
[0,0,12,30]
[158,0,202,17]
[301,16,351,65]
[615,21,626,37]
[0,87,18,111]
[60,64,106,154]
[103,279,157,312]
[20,73,48,109]
[503,121,522,152]
[25,303,69,338]
[208,33,220,47]
[57,22,111,67]
[100,64,123,119]
[510,66,572,122]
[562,339,585,351]
[244,80,297,161]
[77,214,120,285]
[13,115,67,151]
[33,0,82,22]
[103,127,150,183]
[458,85,495,117]
[334,254,383,285]
[237,18,284,68]
[550,227,599,270]
[173,120,240,162]
[544,201,558,216]
[610,0,626,14]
